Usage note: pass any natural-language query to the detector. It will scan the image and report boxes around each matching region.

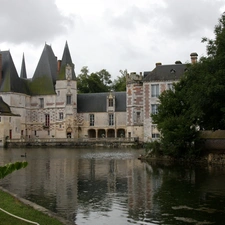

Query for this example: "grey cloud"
[0,0,74,45]
[159,0,225,38]
[106,5,154,30]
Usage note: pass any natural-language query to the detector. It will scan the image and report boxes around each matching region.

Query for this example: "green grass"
[0,189,65,225]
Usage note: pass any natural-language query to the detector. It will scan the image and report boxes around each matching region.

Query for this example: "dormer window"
[66,64,72,80]
[107,92,115,112]
[170,69,176,74]
[108,98,113,107]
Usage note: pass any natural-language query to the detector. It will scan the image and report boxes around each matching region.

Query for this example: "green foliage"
[0,162,28,179]
[111,70,126,91]
[145,140,162,156]
[152,13,225,158]
[77,66,112,93]
[152,85,199,158]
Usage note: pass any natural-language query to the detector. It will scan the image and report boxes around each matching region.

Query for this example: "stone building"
[0,42,194,146]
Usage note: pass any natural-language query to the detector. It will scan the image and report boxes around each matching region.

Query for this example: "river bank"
[0,187,73,225]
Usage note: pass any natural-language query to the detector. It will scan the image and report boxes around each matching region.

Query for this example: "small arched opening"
[66,127,72,138]
[88,129,96,138]
[117,129,125,138]
[107,129,115,138]
[98,129,106,138]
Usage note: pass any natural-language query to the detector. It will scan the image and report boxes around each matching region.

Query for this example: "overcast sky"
[0,0,225,79]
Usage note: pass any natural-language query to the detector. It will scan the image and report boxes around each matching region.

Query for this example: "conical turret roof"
[30,44,57,95]
[58,41,76,80]
[0,51,30,94]
[20,53,27,79]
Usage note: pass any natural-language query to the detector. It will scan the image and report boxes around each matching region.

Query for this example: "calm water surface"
[0,148,225,225]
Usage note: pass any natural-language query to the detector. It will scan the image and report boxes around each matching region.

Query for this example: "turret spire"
[20,53,27,79]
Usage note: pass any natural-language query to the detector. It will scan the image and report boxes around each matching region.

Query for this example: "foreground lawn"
[0,189,65,225]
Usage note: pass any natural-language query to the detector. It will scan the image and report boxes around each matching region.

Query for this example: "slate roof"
[77,92,126,113]
[30,44,57,95]
[0,51,30,94]
[20,54,27,79]
[58,41,76,80]
[143,63,187,82]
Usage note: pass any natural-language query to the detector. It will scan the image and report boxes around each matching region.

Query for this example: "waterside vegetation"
[145,13,225,159]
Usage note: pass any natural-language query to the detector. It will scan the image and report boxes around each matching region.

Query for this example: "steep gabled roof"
[20,53,27,79]
[58,41,76,80]
[77,92,126,113]
[143,63,187,82]
[0,51,30,94]
[30,44,57,95]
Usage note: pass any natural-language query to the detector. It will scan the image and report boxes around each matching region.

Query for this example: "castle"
[0,42,197,146]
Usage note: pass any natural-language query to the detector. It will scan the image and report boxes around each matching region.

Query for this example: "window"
[57,91,60,96]
[66,95,72,105]
[152,133,160,138]
[109,114,114,126]
[108,99,113,107]
[151,84,159,97]
[9,117,11,122]
[152,125,160,138]
[45,114,50,127]
[151,104,158,115]
[168,83,174,90]
[59,112,63,120]
[136,112,141,123]
[40,98,44,108]
[90,114,95,126]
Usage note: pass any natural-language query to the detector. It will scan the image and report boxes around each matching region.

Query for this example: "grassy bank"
[0,189,66,225]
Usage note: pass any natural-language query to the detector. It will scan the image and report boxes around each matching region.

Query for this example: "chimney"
[57,60,62,74]
[156,62,162,66]
[190,52,198,64]
[0,54,2,86]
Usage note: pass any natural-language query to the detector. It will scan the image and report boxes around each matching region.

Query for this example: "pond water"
[0,147,225,225]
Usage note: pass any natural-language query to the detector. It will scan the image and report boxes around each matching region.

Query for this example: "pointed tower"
[55,41,77,139]
[0,50,29,94]
[57,41,76,80]
[29,44,57,95]
[20,53,27,79]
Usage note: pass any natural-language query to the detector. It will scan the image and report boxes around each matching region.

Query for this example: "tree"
[111,70,127,91]
[152,82,199,157]
[77,66,90,93]
[151,13,225,158]
[88,73,110,93]
[96,69,112,87]
[77,67,112,93]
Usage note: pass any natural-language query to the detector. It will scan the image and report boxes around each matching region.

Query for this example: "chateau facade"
[0,42,196,146]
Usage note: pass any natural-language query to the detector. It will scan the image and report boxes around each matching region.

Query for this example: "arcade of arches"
[88,128,126,138]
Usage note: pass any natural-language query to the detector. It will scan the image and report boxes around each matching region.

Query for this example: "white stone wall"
[78,111,126,138]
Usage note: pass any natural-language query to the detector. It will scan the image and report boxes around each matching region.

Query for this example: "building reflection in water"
[2,148,225,224]
[0,148,162,223]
